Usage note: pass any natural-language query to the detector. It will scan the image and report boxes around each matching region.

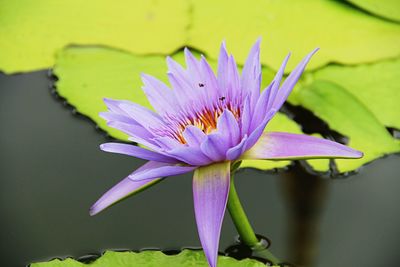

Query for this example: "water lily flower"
[90,40,362,267]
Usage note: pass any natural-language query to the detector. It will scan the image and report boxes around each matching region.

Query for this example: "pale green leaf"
[346,0,400,22]
[189,0,400,72]
[312,58,400,129]
[289,80,400,173]
[0,0,189,74]
[30,249,267,267]
[54,46,170,141]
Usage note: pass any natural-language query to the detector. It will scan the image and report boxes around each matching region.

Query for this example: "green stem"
[227,171,281,265]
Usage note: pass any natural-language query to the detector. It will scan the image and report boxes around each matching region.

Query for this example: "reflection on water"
[282,164,328,266]
[226,164,329,267]
[1,71,400,267]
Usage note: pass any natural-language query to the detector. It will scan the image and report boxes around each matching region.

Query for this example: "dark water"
[0,71,399,267]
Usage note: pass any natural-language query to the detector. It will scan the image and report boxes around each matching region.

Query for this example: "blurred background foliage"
[1,0,399,174]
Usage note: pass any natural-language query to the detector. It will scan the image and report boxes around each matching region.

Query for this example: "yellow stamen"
[175,105,241,144]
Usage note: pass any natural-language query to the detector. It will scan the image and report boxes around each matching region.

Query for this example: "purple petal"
[249,80,275,132]
[165,146,212,166]
[241,39,261,107]
[167,72,198,115]
[106,121,152,139]
[245,109,277,150]
[240,96,252,137]
[196,109,240,161]
[129,161,196,182]
[167,55,203,113]
[199,56,219,109]
[217,110,240,146]
[249,53,289,133]
[102,99,143,127]
[200,133,228,162]
[99,111,139,126]
[242,132,363,160]
[271,48,319,111]
[100,143,179,163]
[166,56,189,83]
[199,109,240,161]
[182,125,207,147]
[193,161,231,267]
[141,74,178,116]
[184,47,202,83]
[266,53,291,111]
[103,98,136,116]
[217,41,229,97]
[226,135,248,161]
[226,55,241,102]
[89,161,163,216]
[153,136,183,150]
[119,102,165,132]
[107,121,159,150]
[167,71,191,96]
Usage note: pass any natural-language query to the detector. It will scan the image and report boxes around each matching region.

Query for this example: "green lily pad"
[55,46,317,172]
[54,46,166,141]
[310,58,400,130]
[30,249,267,267]
[0,0,189,74]
[189,0,400,72]
[289,80,400,173]
[345,0,400,22]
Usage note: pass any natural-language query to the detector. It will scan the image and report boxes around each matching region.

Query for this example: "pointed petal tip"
[184,46,193,56]
[252,38,261,50]
[310,47,320,55]
[140,73,160,84]
[335,146,363,159]
[89,198,107,216]
[140,72,149,80]
[184,47,199,62]
[128,163,196,182]
[89,205,99,216]
[184,47,192,61]
[220,40,228,53]
[102,97,115,105]
[107,121,116,127]
[98,111,108,119]
[352,149,363,159]
[328,142,363,159]
[89,196,114,216]
[165,56,177,70]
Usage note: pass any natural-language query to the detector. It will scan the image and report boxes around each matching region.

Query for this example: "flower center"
[174,103,241,144]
